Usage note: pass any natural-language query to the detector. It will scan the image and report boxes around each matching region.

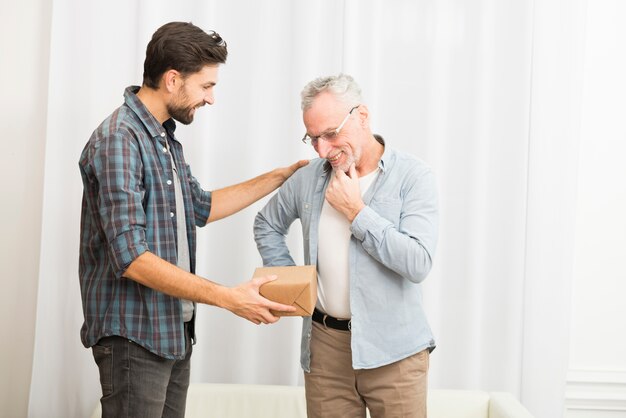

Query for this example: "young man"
[79,22,306,418]
[254,74,438,418]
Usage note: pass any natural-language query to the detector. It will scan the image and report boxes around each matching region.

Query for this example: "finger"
[324,188,333,203]
[348,163,357,179]
[262,313,281,324]
[288,160,309,172]
[254,307,281,324]
[267,300,296,313]
[253,274,278,288]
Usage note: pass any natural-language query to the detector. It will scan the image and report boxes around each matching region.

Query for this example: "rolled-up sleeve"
[186,165,212,226]
[91,132,149,278]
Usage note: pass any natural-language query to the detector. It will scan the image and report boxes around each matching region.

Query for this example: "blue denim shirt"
[254,138,438,371]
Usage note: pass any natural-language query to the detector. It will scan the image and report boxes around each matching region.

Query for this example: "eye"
[324,131,338,141]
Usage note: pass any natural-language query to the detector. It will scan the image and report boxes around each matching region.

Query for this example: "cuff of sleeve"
[110,229,149,278]
[351,205,380,241]
[193,189,212,227]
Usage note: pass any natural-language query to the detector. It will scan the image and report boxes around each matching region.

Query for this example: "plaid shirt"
[79,86,211,359]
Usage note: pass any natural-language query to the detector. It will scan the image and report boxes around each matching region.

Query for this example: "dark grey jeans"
[92,324,192,418]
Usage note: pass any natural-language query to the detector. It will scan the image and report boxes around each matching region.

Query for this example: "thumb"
[253,274,278,289]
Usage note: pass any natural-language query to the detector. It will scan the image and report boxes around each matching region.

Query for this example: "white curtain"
[28,1,583,417]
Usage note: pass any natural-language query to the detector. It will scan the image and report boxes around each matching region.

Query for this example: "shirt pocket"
[370,198,402,228]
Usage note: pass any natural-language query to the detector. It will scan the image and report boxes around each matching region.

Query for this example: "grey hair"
[300,73,362,111]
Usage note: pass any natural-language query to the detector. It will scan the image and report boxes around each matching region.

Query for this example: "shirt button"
[170,212,175,218]
[162,147,167,153]
[160,132,166,137]
[167,180,172,185]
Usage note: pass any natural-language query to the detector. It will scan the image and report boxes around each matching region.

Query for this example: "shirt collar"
[375,134,389,173]
[124,86,177,140]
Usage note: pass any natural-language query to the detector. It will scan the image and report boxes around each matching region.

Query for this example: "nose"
[204,91,214,105]
[315,138,333,158]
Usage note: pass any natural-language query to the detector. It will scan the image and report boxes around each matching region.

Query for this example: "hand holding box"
[253,266,317,317]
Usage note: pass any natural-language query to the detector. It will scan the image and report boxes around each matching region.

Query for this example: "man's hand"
[325,163,365,222]
[207,160,309,223]
[275,159,309,184]
[222,275,296,324]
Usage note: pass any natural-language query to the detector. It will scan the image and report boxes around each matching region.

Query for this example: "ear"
[163,69,180,93]
[357,104,370,128]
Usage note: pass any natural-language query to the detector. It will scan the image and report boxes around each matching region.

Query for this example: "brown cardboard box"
[253,265,317,317]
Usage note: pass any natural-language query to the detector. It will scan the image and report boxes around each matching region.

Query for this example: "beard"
[331,147,360,173]
[167,87,202,125]
[167,103,195,125]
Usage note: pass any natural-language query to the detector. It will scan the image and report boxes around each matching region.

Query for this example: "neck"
[136,86,170,124]
[356,134,384,176]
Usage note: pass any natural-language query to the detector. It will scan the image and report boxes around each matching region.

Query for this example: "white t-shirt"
[316,168,380,319]
[166,138,194,322]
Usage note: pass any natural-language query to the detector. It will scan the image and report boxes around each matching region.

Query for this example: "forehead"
[185,64,219,84]
[303,92,346,127]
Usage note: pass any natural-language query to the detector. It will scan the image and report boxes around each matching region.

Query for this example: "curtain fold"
[28,1,580,417]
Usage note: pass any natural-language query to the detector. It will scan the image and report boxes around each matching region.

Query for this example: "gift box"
[253,265,317,317]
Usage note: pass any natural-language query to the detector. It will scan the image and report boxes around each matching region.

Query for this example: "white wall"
[0,1,52,417]
[565,1,626,417]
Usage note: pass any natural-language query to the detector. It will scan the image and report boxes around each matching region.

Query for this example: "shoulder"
[288,157,328,182]
[85,105,147,153]
[386,147,434,179]
[276,158,327,200]
[80,105,145,166]
[93,104,144,142]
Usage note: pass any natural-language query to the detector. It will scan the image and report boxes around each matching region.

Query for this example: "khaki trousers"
[304,321,429,418]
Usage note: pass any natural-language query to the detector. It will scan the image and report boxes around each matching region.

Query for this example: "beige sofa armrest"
[428,390,490,418]
[489,392,534,418]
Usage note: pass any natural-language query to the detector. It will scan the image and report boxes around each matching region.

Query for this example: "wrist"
[208,282,231,309]
[348,203,365,222]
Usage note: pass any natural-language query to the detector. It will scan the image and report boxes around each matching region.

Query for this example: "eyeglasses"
[301,105,359,146]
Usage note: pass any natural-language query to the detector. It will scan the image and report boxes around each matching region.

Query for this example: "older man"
[254,74,438,418]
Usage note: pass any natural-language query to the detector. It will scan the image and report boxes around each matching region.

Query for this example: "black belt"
[312,308,351,331]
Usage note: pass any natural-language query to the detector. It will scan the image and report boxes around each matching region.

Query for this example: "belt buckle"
[322,314,329,329]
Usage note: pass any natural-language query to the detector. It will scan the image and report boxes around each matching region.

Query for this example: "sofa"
[90,383,535,418]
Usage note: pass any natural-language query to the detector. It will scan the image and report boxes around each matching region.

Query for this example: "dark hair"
[142,21,228,89]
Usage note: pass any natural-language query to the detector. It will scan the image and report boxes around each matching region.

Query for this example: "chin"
[332,164,350,173]
[175,116,194,125]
